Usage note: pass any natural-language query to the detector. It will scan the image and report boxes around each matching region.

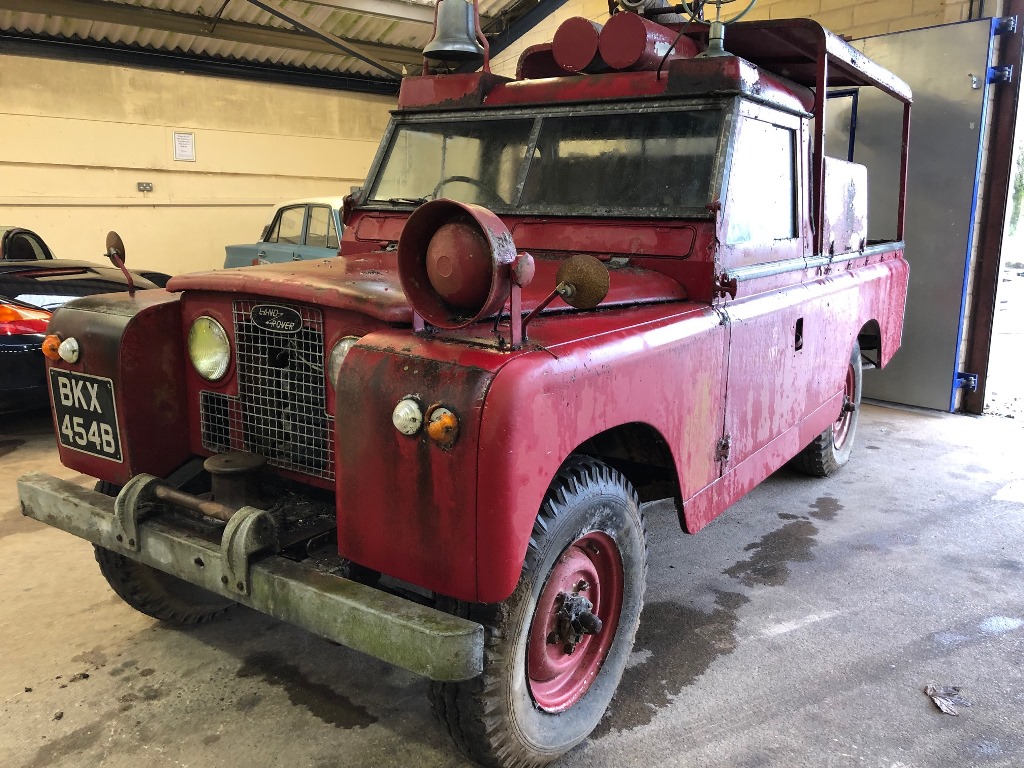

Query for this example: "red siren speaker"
[398,199,518,329]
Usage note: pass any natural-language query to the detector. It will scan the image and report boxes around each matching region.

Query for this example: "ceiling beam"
[245,0,400,78]
[303,0,436,26]
[0,0,424,67]
[0,30,401,94]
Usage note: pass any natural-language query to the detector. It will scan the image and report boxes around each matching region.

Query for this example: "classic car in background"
[0,226,169,412]
[223,197,344,268]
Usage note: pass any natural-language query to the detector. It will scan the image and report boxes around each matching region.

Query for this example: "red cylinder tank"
[552,17,606,73]
[598,13,698,71]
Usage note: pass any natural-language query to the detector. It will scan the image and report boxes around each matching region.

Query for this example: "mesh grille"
[199,301,335,481]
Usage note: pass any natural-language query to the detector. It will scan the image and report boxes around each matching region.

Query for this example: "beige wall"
[0,54,396,276]
[493,0,1000,76]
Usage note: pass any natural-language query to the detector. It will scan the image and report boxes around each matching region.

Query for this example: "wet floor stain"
[235,692,263,711]
[0,438,25,458]
[71,648,108,669]
[24,719,104,768]
[236,652,376,729]
[0,506,40,540]
[108,659,138,677]
[595,591,748,736]
[724,521,819,587]
[810,496,843,521]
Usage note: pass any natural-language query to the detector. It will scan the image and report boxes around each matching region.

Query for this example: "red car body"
[21,13,912,765]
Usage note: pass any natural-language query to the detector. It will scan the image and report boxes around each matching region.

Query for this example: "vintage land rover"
[18,1,911,766]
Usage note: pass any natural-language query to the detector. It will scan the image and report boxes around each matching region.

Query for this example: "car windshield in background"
[366,107,726,216]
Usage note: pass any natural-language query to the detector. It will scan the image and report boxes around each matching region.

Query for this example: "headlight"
[328,336,360,386]
[188,316,230,381]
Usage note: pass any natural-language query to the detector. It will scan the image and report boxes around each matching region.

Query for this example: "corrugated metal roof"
[0,0,545,83]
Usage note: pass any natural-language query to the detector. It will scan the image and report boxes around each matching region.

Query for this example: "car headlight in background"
[328,336,360,385]
[188,316,230,381]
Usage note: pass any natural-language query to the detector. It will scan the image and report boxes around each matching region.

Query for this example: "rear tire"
[93,481,234,626]
[429,456,647,768]
[792,341,863,477]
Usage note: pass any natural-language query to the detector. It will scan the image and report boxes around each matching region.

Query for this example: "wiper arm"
[381,197,429,206]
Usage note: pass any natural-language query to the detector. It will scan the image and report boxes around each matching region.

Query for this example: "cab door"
[296,205,341,261]
[719,105,817,475]
[258,205,307,263]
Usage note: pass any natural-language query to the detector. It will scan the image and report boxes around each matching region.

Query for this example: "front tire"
[93,481,234,626]
[430,456,647,768]
[792,341,863,477]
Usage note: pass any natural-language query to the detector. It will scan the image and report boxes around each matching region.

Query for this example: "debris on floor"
[925,684,971,715]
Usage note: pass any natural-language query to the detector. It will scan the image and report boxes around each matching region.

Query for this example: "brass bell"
[423,0,485,63]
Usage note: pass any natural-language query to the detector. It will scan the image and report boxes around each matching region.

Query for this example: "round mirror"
[555,254,610,310]
[105,231,126,264]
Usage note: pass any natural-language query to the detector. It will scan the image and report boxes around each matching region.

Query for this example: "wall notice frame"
[173,132,196,162]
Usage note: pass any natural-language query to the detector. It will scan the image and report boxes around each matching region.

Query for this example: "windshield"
[366,106,726,216]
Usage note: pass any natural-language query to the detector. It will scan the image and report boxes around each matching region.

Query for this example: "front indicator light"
[427,406,459,449]
[42,334,62,361]
[393,397,423,436]
[328,336,360,386]
[188,316,231,381]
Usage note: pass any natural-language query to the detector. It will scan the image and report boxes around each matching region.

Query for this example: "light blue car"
[224,197,344,268]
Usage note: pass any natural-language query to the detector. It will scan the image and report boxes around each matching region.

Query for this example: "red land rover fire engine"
[19,1,911,765]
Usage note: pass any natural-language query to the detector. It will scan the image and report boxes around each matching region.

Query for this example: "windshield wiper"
[379,197,429,206]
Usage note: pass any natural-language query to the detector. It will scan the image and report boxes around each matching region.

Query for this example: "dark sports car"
[1,226,170,412]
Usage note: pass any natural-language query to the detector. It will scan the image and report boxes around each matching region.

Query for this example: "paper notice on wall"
[173,131,196,162]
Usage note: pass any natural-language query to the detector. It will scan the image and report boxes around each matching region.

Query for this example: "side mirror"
[555,254,610,309]
[104,230,136,297]
[521,254,611,339]
[342,187,362,227]
[105,231,126,264]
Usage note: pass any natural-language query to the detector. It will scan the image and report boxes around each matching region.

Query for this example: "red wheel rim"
[833,362,856,449]
[527,531,623,713]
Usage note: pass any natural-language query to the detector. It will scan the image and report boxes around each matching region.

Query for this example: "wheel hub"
[833,362,857,449]
[527,531,623,712]
[550,581,604,654]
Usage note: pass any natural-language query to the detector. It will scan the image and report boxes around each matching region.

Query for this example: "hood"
[166,253,688,324]
[0,259,161,311]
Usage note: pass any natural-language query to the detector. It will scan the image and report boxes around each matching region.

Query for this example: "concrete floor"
[2,404,1023,768]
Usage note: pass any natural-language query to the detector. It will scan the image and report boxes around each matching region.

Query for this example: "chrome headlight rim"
[187,315,231,382]
[327,335,361,387]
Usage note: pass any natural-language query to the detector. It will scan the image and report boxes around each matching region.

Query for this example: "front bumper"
[17,473,484,682]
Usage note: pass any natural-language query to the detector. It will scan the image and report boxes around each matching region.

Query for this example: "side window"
[726,118,797,245]
[327,212,340,250]
[307,206,332,248]
[266,206,305,245]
